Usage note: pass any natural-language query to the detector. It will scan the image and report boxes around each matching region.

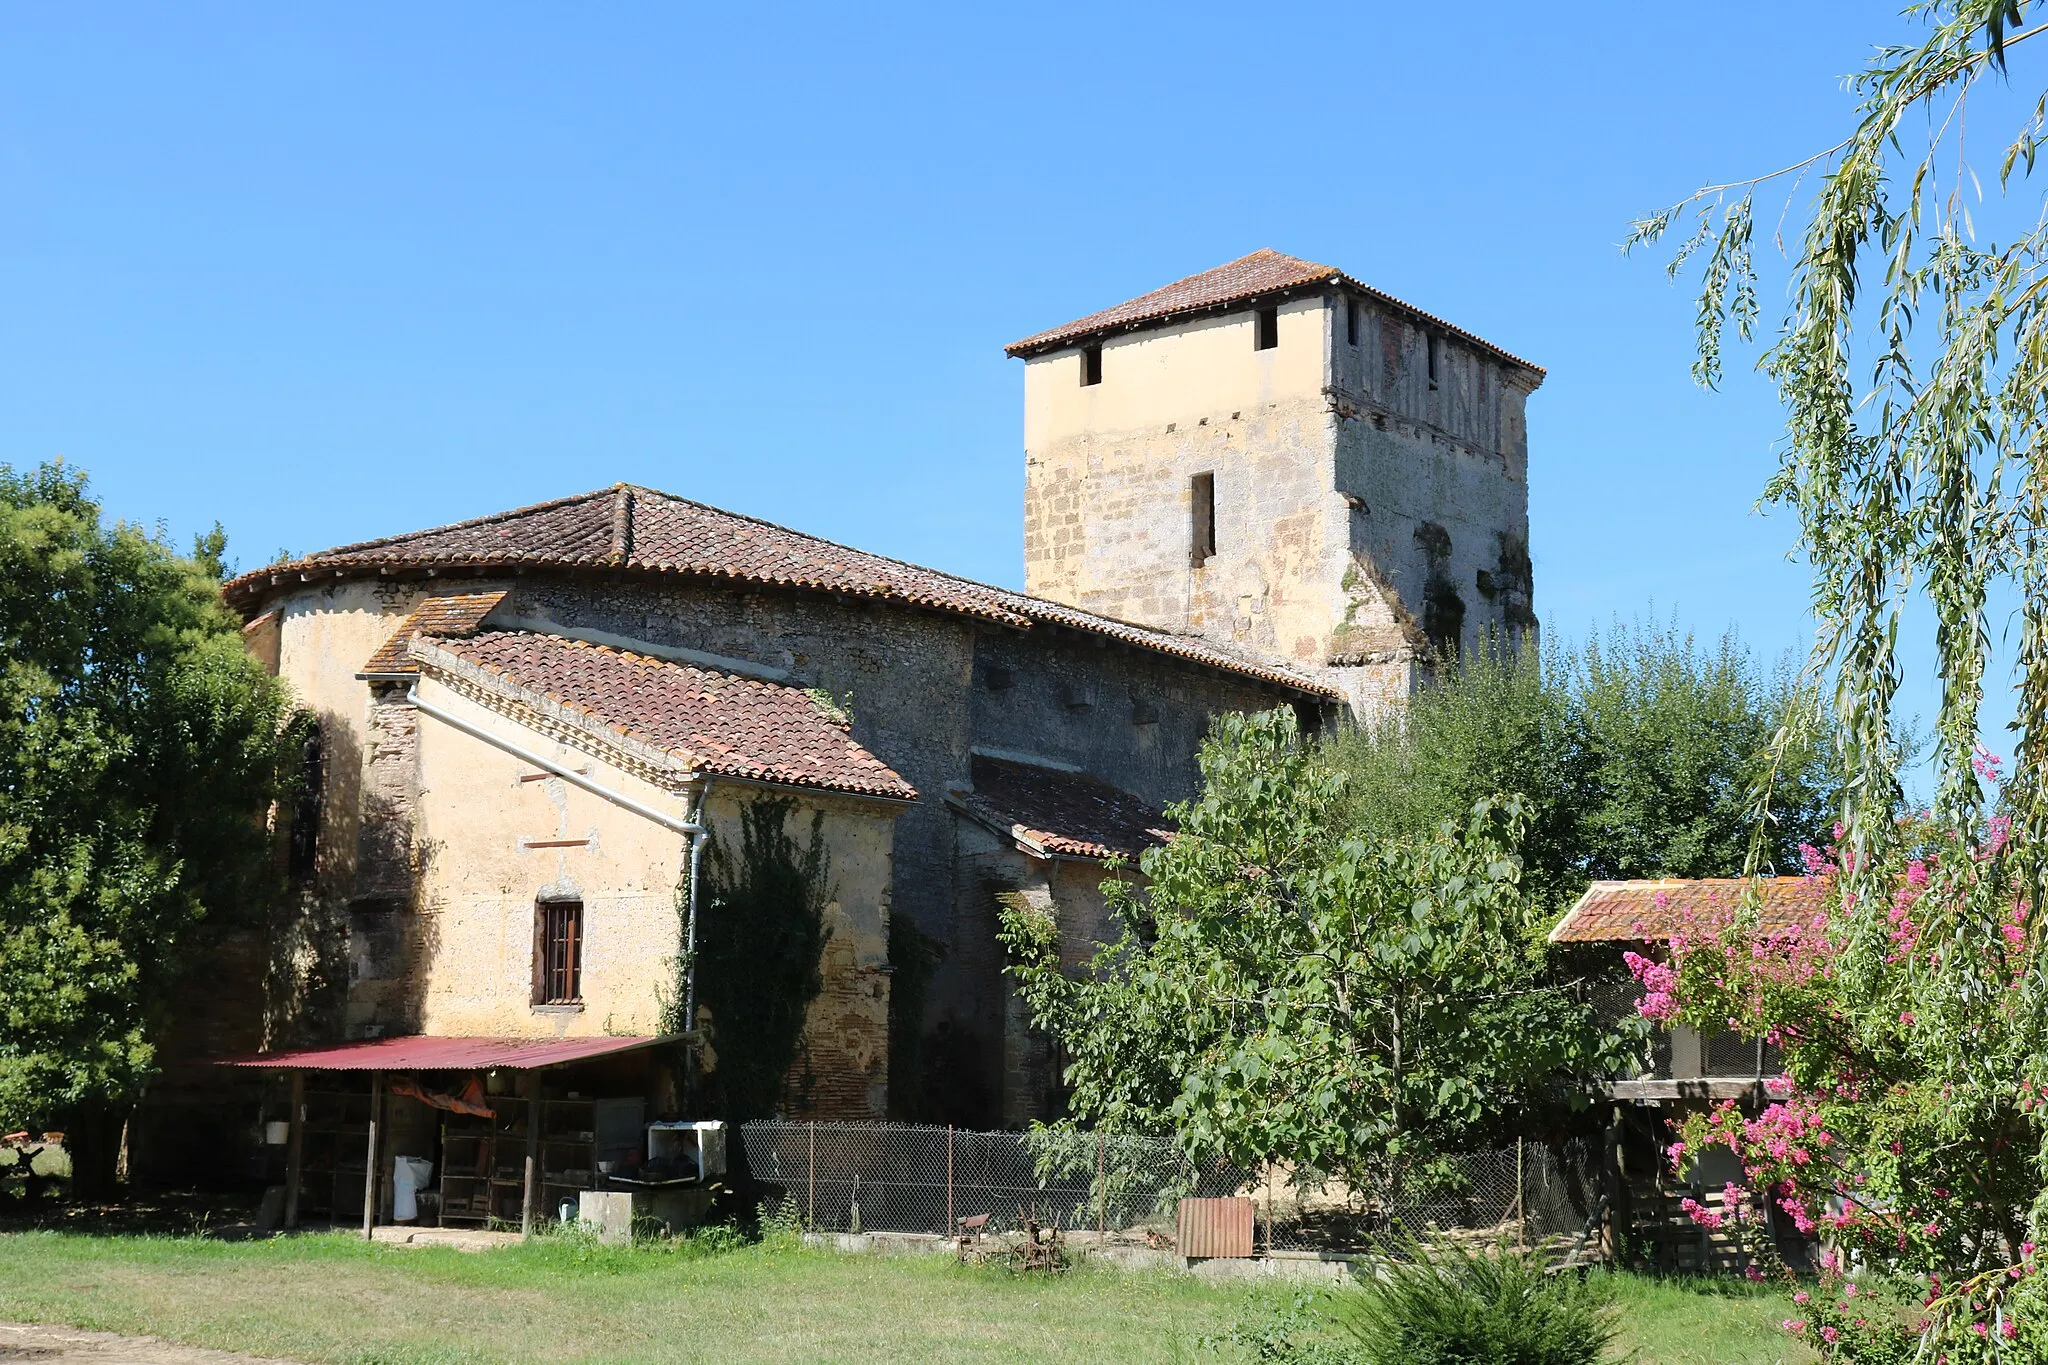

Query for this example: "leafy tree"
[0,462,294,1195]
[1324,620,1839,910]
[1001,709,1614,1182]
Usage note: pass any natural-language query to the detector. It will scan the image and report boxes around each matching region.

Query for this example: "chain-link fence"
[739,1122,1602,1256]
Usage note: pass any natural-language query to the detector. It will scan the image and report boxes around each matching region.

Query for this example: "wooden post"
[522,1077,541,1239]
[807,1121,816,1229]
[284,1070,305,1230]
[1096,1128,1106,1242]
[945,1125,954,1237]
[362,1073,382,1241]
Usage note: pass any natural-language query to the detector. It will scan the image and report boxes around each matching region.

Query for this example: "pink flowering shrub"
[1646,789,2048,1361]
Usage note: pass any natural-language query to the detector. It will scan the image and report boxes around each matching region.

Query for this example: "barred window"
[538,899,583,1004]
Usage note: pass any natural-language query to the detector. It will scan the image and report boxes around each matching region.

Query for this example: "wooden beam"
[284,1071,304,1231]
[362,1073,382,1241]
[522,1079,541,1240]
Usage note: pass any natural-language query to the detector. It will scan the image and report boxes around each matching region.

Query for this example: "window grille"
[540,899,583,1003]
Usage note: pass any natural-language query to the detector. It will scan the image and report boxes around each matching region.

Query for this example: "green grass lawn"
[0,1229,1815,1364]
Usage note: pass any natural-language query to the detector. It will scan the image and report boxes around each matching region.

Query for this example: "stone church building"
[145,250,1540,1206]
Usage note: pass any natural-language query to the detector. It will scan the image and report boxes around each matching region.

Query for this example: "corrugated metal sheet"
[214,1034,672,1072]
[1177,1196,1254,1259]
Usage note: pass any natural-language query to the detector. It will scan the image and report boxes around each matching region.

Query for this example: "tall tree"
[0,463,293,1195]
[1002,709,1615,1181]
[1323,620,1839,910]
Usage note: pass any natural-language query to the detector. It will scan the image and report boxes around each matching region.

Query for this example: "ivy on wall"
[683,798,833,1123]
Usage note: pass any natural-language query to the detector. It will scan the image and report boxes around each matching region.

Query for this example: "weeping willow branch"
[1636,1,2048,940]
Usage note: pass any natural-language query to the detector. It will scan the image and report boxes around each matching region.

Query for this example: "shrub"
[1335,1240,1614,1365]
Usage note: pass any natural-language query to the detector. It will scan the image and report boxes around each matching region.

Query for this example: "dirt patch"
[0,1323,295,1364]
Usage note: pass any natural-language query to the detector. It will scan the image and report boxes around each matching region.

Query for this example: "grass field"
[0,1229,1815,1363]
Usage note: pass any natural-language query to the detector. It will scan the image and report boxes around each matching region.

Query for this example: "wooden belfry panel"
[1177,1196,1254,1258]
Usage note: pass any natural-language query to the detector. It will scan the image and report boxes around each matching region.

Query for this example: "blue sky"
[0,3,1956,725]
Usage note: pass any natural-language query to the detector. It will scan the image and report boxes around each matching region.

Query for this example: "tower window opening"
[1427,334,1441,389]
[1081,343,1102,387]
[1345,298,1359,347]
[1254,306,1279,351]
[1190,472,1216,565]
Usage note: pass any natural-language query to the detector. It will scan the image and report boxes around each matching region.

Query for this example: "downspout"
[682,778,713,1039]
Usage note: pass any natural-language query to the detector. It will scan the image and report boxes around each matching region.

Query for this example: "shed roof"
[415,630,918,802]
[216,1034,671,1071]
[949,754,1172,862]
[360,590,507,676]
[229,484,1334,699]
[1548,877,1834,944]
[1003,248,1544,376]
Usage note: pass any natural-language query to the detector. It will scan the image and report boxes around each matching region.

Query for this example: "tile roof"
[413,629,917,802]
[948,754,1173,862]
[1548,878,1835,944]
[1003,248,1544,376]
[217,1033,669,1071]
[230,484,1334,698]
[361,590,508,675]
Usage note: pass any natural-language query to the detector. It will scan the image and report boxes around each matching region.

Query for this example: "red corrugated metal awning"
[215,1035,674,1072]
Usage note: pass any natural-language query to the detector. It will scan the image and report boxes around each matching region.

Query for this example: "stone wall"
[1019,288,1539,718]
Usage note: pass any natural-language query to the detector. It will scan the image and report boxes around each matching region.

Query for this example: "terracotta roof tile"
[415,630,916,802]
[1003,248,1544,376]
[949,755,1172,862]
[1548,878,1834,944]
[360,591,509,675]
[233,485,1334,698]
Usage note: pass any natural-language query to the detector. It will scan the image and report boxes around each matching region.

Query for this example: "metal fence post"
[946,1124,954,1237]
[1263,1160,1274,1254]
[1097,1127,1106,1242]
[807,1121,816,1229]
[1516,1137,1527,1251]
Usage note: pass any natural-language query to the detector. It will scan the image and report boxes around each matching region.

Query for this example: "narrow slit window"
[1345,298,1359,347]
[1190,472,1216,565]
[1254,306,1279,351]
[539,899,584,1004]
[1081,343,1102,387]
[1426,334,1441,389]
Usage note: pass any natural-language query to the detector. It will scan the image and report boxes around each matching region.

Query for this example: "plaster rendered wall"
[404,673,695,1039]
[268,578,522,1042]
[1022,300,1345,673]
